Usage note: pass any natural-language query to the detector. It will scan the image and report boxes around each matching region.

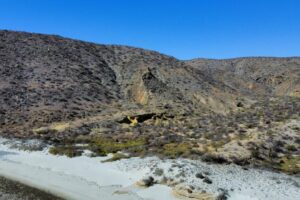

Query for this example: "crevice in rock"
[118,113,163,124]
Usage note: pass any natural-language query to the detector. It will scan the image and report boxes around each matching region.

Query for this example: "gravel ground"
[115,157,300,200]
[0,176,64,200]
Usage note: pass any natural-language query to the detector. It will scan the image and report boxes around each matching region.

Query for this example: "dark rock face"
[0,30,300,173]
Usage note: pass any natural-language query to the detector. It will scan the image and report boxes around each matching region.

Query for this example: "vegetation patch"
[49,145,82,158]
[162,142,192,158]
[90,136,146,156]
[50,122,70,132]
[285,144,297,152]
[101,153,130,162]
[280,156,300,174]
[33,122,70,134]
[210,141,226,150]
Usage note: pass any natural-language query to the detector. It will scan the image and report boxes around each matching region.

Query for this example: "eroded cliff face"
[131,79,149,105]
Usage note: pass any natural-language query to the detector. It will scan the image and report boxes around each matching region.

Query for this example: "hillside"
[0,30,247,135]
[0,30,299,173]
[187,57,300,97]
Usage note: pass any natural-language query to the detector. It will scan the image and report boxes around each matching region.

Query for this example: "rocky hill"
[0,30,243,134]
[0,30,299,173]
[187,57,300,97]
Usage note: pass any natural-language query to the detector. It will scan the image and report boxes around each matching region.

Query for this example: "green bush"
[49,146,80,158]
[162,142,192,158]
[286,145,297,152]
[90,137,146,156]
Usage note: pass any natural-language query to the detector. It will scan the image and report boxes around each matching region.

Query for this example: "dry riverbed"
[0,137,299,200]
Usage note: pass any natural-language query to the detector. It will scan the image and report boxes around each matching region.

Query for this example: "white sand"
[0,138,299,200]
[0,138,176,200]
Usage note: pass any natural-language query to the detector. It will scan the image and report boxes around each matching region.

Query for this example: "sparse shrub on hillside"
[89,136,146,156]
[280,157,300,174]
[162,142,192,158]
[153,168,164,176]
[286,144,297,152]
[101,153,129,162]
[49,145,81,158]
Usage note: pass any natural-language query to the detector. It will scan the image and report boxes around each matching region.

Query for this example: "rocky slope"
[187,57,300,97]
[0,30,240,135]
[0,30,299,173]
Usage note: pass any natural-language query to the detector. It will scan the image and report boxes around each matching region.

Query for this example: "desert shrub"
[211,141,226,150]
[266,130,274,135]
[153,168,164,176]
[101,153,129,162]
[202,154,228,164]
[246,122,256,129]
[49,145,81,158]
[280,157,300,174]
[90,136,146,156]
[251,148,260,159]
[286,144,297,152]
[162,142,192,158]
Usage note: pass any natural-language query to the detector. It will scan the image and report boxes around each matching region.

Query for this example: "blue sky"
[0,0,299,59]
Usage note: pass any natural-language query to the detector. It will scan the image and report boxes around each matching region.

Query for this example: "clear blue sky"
[1,0,299,59]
